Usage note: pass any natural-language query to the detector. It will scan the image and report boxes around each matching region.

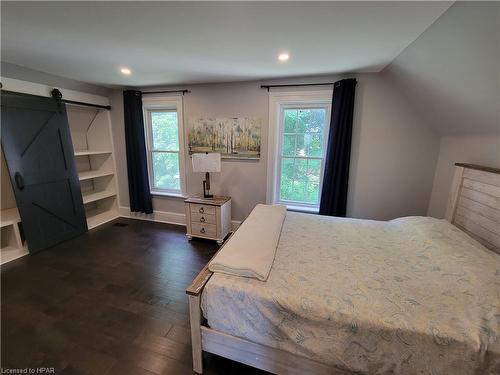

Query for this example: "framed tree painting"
[188,117,261,159]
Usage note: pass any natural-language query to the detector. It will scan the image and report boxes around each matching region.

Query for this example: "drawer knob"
[199,207,204,213]
[200,217,206,223]
[200,227,206,234]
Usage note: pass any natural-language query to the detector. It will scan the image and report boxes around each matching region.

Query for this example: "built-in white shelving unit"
[67,105,120,230]
[1,208,28,265]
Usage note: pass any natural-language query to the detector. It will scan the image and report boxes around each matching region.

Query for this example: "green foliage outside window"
[152,111,178,151]
[153,152,180,190]
[280,108,326,204]
[150,111,180,191]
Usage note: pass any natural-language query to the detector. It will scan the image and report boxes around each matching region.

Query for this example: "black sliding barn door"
[1,91,87,253]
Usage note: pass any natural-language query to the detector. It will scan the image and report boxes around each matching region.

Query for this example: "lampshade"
[192,153,221,173]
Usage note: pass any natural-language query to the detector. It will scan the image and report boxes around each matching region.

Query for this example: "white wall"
[1,62,110,97]
[112,81,269,221]
[427,135,500,218]
[348,74,439,220]
[110,73,440,221]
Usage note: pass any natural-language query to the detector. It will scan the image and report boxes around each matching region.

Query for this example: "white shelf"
[1,208,21,227]
[78,170,114,181]
[74,150,112,156]
[1,208,26,265]
[86,209,119,230]
[83,190,116,204]
[1,246,29,265]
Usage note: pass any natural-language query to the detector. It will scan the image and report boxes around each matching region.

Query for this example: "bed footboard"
[186,232,349,375]
[186,227,237,373]
[186,264,214,374]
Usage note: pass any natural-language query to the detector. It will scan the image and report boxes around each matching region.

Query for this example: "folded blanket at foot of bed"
[208,204,286,281]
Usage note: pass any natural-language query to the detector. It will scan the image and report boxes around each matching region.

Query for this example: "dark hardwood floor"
[1,218,268,375]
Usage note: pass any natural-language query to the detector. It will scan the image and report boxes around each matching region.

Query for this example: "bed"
[186,163,500,374]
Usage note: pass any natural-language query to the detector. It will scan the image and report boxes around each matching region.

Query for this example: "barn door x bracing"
[1,91,87,253]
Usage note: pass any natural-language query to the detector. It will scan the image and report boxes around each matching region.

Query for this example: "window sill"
[151,191,187,199]
[284,204,319,214]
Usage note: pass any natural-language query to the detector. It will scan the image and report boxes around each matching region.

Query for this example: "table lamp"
[192,153,221,198]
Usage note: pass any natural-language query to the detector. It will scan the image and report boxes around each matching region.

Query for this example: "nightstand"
[184,195,231,245]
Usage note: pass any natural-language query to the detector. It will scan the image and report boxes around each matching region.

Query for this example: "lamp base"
[203,179,213,199]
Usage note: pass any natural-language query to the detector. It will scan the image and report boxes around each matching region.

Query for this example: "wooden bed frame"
[185,253,347,375]
[445,163,500,254]
[186,163,500,374]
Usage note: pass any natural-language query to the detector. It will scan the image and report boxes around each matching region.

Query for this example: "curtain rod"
[141,89,190,95]
[260,82,334,91]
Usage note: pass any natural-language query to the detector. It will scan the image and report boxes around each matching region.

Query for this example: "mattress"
[201,213,500,374]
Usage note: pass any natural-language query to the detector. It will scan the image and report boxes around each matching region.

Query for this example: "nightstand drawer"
[191,212,216,225]
[191,222,217,238]
[190,203,216,215]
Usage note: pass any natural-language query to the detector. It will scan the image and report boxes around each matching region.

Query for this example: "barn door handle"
[14,172,25,191]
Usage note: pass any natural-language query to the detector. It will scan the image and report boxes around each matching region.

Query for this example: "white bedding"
[201,212,500,374]
[208,204,286,281]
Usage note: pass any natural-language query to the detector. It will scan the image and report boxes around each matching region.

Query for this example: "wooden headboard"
[445,163,500,254]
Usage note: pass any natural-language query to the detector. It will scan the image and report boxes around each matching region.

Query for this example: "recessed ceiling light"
[120,68,131,75]
[278,53,290,62]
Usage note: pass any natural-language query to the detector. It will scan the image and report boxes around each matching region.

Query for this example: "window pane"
[279,158,294,201]
[282,134,295,156]
[296,134,306,156]
[292,159,308,201]
[308,109,326,133]
[306,159,321,203]
[297,109,310,133]
[279,158,322,204]
[151,111,179,151]
[152,152,180,190]
[284,109,297,132]
[308,134,323,157]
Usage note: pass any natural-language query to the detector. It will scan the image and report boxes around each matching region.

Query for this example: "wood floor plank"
[1,218,267,374]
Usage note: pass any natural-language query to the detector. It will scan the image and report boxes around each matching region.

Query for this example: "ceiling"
[1,1,452,87]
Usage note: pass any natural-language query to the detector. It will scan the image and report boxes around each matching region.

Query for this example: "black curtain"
[319,78,357,217]
[123,90,153,214]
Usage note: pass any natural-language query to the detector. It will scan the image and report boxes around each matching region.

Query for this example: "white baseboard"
[119,206,241,230]
[118,206,186,226]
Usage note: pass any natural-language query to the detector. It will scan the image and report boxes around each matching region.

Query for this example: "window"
[143,96,185,196]
[267,91,332,211]
[279,107,327,206]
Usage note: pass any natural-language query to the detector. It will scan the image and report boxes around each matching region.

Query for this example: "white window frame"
[143,95,186,197]
[266,89,332,212]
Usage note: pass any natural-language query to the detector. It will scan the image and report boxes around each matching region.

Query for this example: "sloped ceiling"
[383,2,500,135]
